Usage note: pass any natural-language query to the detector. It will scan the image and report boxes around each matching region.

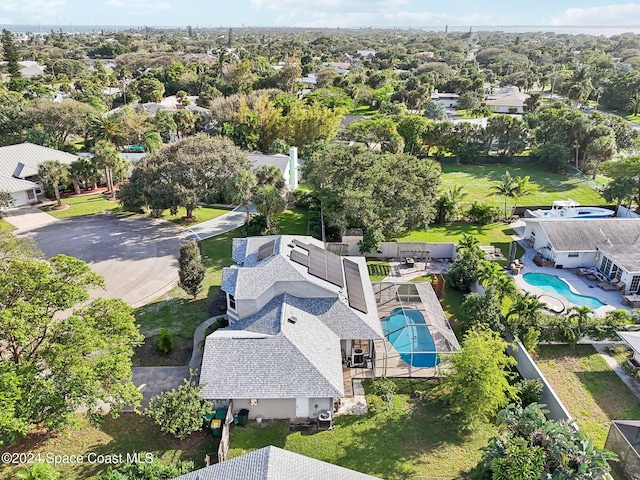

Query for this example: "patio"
[510,221,630,314]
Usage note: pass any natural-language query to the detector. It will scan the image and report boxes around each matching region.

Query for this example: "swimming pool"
[381,308,440,368]
[522,272,606,310]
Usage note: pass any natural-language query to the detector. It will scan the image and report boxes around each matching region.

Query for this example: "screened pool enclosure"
[373,282,460,377]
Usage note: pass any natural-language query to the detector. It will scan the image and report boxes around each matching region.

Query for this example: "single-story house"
[485,91,530,114]
[357,50,376,60]
[298,74,317,90]
[617,331,640,364]
[199,235,383,420]
[0,143,78,206]
[171,446,381,480]
[249,148,299,190]
[431,90,460,108]
[524,218,640,294]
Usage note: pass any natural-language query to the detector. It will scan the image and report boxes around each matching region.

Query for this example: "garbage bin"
[237,409,250,427]
[203,412,215,431]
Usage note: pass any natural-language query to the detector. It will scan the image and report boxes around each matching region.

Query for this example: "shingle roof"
[249,152,289,176]
[537,218,640,252]
[199,294,344,399]
[171,446,381,480]
[0,143,77,179]
[597,244,640,274]
[225,235,383,336]
[618,331,640,356]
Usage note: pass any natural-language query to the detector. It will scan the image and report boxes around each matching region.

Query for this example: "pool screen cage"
[373,281,460,377]
[605,420,640,479]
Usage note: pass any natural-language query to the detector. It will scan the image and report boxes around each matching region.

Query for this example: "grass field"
[367,260,390,281]
[535,344,640,448]
[161,205,231,226]
[41,194,122,218]
[228,379,496,480]
[0,414,212,480]
[134,208,308,338]
[440,164,607,207]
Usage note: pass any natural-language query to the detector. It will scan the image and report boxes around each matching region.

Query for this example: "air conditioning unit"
[346,348,365,368]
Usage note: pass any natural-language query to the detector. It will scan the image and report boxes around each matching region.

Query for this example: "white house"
[485,91,530,114]
[248,147,299,190]
[0,143,78,206]
[523,218,640,294]
[199,235,384,420]
[431,90,460,108]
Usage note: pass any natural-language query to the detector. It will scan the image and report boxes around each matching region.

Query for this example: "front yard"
[535,344,640,448]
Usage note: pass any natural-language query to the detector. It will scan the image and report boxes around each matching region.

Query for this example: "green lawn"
[367,260,390,281]
[400,221,523,261]
[440,164,607,207]
[0,217,14,232]
[535,344,640,448]
[0,414,213,480]
[161,205,231,226]
[228,379,496,480]
[134,209,309,338]
[41,194,122,218]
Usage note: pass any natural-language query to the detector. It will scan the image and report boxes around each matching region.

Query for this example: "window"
[568,252,579,258]
[600,257,612,276]
[611,264,620,280]
[632,276,640,293]
[228,294,236,311]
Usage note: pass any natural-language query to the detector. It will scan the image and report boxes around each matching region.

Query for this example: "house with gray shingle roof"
[524,218,640,294]
[0,143,78,206]
[200,235,383,420]
[171,445,381,480]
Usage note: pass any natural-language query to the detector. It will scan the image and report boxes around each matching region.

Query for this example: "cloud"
[251,0,492,27]
[550,4,640,25]
[105,0,171,11]
[0,0,66,22]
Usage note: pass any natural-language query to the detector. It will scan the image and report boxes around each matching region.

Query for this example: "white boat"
[525,199,614,219]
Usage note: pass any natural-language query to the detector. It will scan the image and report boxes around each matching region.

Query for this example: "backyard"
[535,344,640,448]
[440,164,607,207]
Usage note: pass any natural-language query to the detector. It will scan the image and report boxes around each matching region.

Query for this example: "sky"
[1,0,640,30]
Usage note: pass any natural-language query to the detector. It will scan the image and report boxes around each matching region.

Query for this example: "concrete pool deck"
[510,220,630,316]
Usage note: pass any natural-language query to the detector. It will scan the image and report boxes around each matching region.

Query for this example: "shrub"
[154,328,174,355]
[178,241,205,299]
[466,201,500,225]
[240,214,280,236]
[371,376,397,410]
[516,378,544,407]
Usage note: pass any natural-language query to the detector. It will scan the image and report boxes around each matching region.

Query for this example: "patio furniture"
[577,268,591,277]
[623,294,640,308]
[599,281,620,291]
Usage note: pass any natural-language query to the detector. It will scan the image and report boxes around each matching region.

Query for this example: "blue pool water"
[381,308,440,367]
[522,273,606,309]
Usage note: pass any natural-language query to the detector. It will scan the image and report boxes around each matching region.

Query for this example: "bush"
[178,241,205,298]
[466,201,500,225]
[240,214,280,236]
[154,328,174,355]
[516,378,544,407]
[371,376,397,410]
[292,188,317,209]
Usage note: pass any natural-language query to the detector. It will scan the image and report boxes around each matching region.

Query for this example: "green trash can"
[203,412,215,431]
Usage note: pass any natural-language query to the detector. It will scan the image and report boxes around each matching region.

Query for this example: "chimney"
[289,147,298,189]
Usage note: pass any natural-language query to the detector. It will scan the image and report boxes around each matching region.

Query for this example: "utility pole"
[550,64,558,101]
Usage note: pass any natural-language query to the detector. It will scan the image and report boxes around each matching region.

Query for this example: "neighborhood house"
[524,218,640,294]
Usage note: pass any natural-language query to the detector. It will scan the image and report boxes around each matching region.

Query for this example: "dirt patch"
[208,289,228,317]
[51,204,70,211]
[134,335,193,366]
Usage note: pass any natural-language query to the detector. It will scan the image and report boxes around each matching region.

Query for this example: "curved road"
[18,214,185,307]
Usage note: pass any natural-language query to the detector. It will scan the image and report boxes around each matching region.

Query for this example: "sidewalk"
[184,205,255,241]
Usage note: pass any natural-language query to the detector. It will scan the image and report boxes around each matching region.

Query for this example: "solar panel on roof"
[257,239,276,261]
[290,249,309,267]
[292,239,309,250]
[343,259,368,314]
[307,244,344,287]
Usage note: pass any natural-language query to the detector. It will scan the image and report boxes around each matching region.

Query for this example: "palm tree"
[92,140,120,198]
[477,261,503,288]
[447,185,468,221]
[512,175,538,214]
[142,131,163,154]
[226,169,257,224]
[490,171,518,220]
[253,185,286,230]
[68,159,85,195]
[38,160,69,207]
[255,164,286,192]
[627,93,640,116]
[507,291,544,337]
[91,114,125,146]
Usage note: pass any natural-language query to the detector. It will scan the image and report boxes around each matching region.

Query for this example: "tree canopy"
[302,142,440,246]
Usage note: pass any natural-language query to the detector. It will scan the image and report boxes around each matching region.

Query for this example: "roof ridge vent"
[287,316,298,324]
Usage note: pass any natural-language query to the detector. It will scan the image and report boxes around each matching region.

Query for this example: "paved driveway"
[3,204,59,229]
[18,214,184,307]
